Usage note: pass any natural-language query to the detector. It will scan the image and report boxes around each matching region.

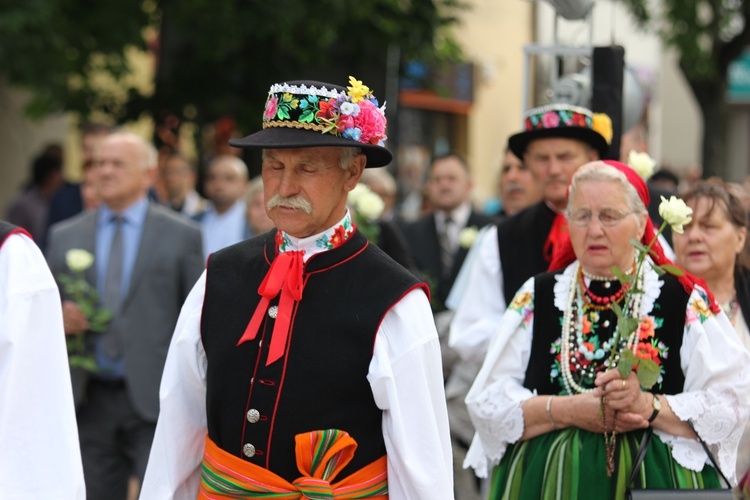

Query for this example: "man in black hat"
[449,103,610,367]
[141,77,453,499]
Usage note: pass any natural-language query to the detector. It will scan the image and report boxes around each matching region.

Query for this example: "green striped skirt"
[489,428,721,499]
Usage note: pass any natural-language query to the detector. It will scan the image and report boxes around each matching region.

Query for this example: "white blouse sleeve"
[657,287,750,485]
[449,224,507,364]
[463,278,537,478]
[0,234,86,500]
[368,288,454,499]
[140,272,208,500]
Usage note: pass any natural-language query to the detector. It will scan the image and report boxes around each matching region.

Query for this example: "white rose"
[459,226,479,248]
[66,249,95,272]
[347,183,368,206]
[627,150,656,180]
[658,195,693,234]
[356,190,385,221]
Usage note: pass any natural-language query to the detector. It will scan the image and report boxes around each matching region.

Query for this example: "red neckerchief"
[543,212,570,267]
[237,249,305,366]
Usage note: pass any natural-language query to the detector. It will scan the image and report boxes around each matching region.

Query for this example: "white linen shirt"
[0,232,85,499]
[140,213,454,499]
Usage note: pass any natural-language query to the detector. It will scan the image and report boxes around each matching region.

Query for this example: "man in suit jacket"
[401,152,492,310]
[46,131,204,500]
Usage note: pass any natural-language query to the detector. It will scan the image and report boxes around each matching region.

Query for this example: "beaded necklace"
[560,262,643,395]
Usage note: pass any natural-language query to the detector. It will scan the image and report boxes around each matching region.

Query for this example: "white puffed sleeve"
[463,277,537,478]
[658,287,750,485]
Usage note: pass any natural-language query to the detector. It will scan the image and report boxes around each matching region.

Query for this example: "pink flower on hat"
[356,100,386,144]
[337,115,355,133]
[542,111,560,129]
[264,96,279,121]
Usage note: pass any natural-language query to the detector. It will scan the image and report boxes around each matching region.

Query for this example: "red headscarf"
[548,160,720,313]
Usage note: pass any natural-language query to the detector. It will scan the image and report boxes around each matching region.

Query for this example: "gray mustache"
[505,182,525,192]
[266,194,313,214]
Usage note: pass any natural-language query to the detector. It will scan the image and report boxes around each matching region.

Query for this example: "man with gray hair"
[46,131,204,500]
[141,78,452,499]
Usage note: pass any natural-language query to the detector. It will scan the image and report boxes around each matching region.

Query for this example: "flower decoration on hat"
[262,76,387,147]
[591,113,613,145]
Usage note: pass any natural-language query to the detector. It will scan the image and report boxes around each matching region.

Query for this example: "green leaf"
[611,266,632,284]
[78,301,94,318]
[636,358,660,389]
[630,239,649,253]
[649,262,666,275]
[69,355,99,373]
[298,108,314,123]
[611,301,624,317]
[57,274,74,286]
[617,349,636,378]
[618,316,639,337]
[659,264,684,276]
[91,309,113,324]
[276,106,290,120]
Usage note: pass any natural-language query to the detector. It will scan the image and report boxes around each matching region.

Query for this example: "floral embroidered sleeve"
[463,278,537,478]
[657,286,750,485]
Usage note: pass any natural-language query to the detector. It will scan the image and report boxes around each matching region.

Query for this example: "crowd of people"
[2,75,750,500]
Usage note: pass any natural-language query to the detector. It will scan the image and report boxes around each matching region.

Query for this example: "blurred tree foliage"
[0,0,464,141]
[621,0,750,178]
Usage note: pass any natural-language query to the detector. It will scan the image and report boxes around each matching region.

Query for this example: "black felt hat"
[508,104,611,159]
[229,79,392,168]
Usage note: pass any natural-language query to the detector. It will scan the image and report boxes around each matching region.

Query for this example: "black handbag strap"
[686,420,731,487]
[627,420,730,489]
[627,427,653,488]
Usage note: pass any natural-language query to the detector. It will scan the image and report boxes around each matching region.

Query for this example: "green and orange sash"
[198,429,388,499]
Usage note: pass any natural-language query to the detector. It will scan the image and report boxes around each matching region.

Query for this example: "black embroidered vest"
[524,269,689,396]
[496,201,556,303]
[201,230,423,482]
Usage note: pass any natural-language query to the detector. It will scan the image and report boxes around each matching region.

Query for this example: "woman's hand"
[594,369,650,432]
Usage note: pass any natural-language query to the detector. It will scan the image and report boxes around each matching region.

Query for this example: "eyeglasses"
[568,208,633,227]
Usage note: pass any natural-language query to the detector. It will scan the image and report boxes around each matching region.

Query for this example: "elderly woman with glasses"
[464,161,750,499]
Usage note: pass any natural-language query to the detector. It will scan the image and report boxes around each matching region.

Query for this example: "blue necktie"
[102,216,124,357]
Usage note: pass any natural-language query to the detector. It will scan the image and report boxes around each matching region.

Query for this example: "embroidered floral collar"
[276,211,356,262]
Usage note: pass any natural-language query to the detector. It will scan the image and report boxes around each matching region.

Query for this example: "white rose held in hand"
[65,249,95,272]
[658,195,693,234]
[627,150,656,180]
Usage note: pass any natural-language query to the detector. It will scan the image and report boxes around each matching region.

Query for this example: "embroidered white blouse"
[140,212,454,499]
[464,261,750,484]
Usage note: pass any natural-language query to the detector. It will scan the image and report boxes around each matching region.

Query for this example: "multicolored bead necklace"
[560,262,643,395]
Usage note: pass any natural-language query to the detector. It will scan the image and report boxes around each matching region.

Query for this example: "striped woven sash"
[198,429,388,499]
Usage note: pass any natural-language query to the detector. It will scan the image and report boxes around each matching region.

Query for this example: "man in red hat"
[449,104,611,369]
[140,77,453,499]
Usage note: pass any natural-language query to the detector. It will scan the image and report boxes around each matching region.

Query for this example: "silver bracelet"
[546,395,559,430]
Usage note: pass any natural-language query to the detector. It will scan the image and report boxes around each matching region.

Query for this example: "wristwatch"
[647,394,661,424]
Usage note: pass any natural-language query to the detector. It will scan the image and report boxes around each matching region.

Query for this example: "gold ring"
[622,380,627,388]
